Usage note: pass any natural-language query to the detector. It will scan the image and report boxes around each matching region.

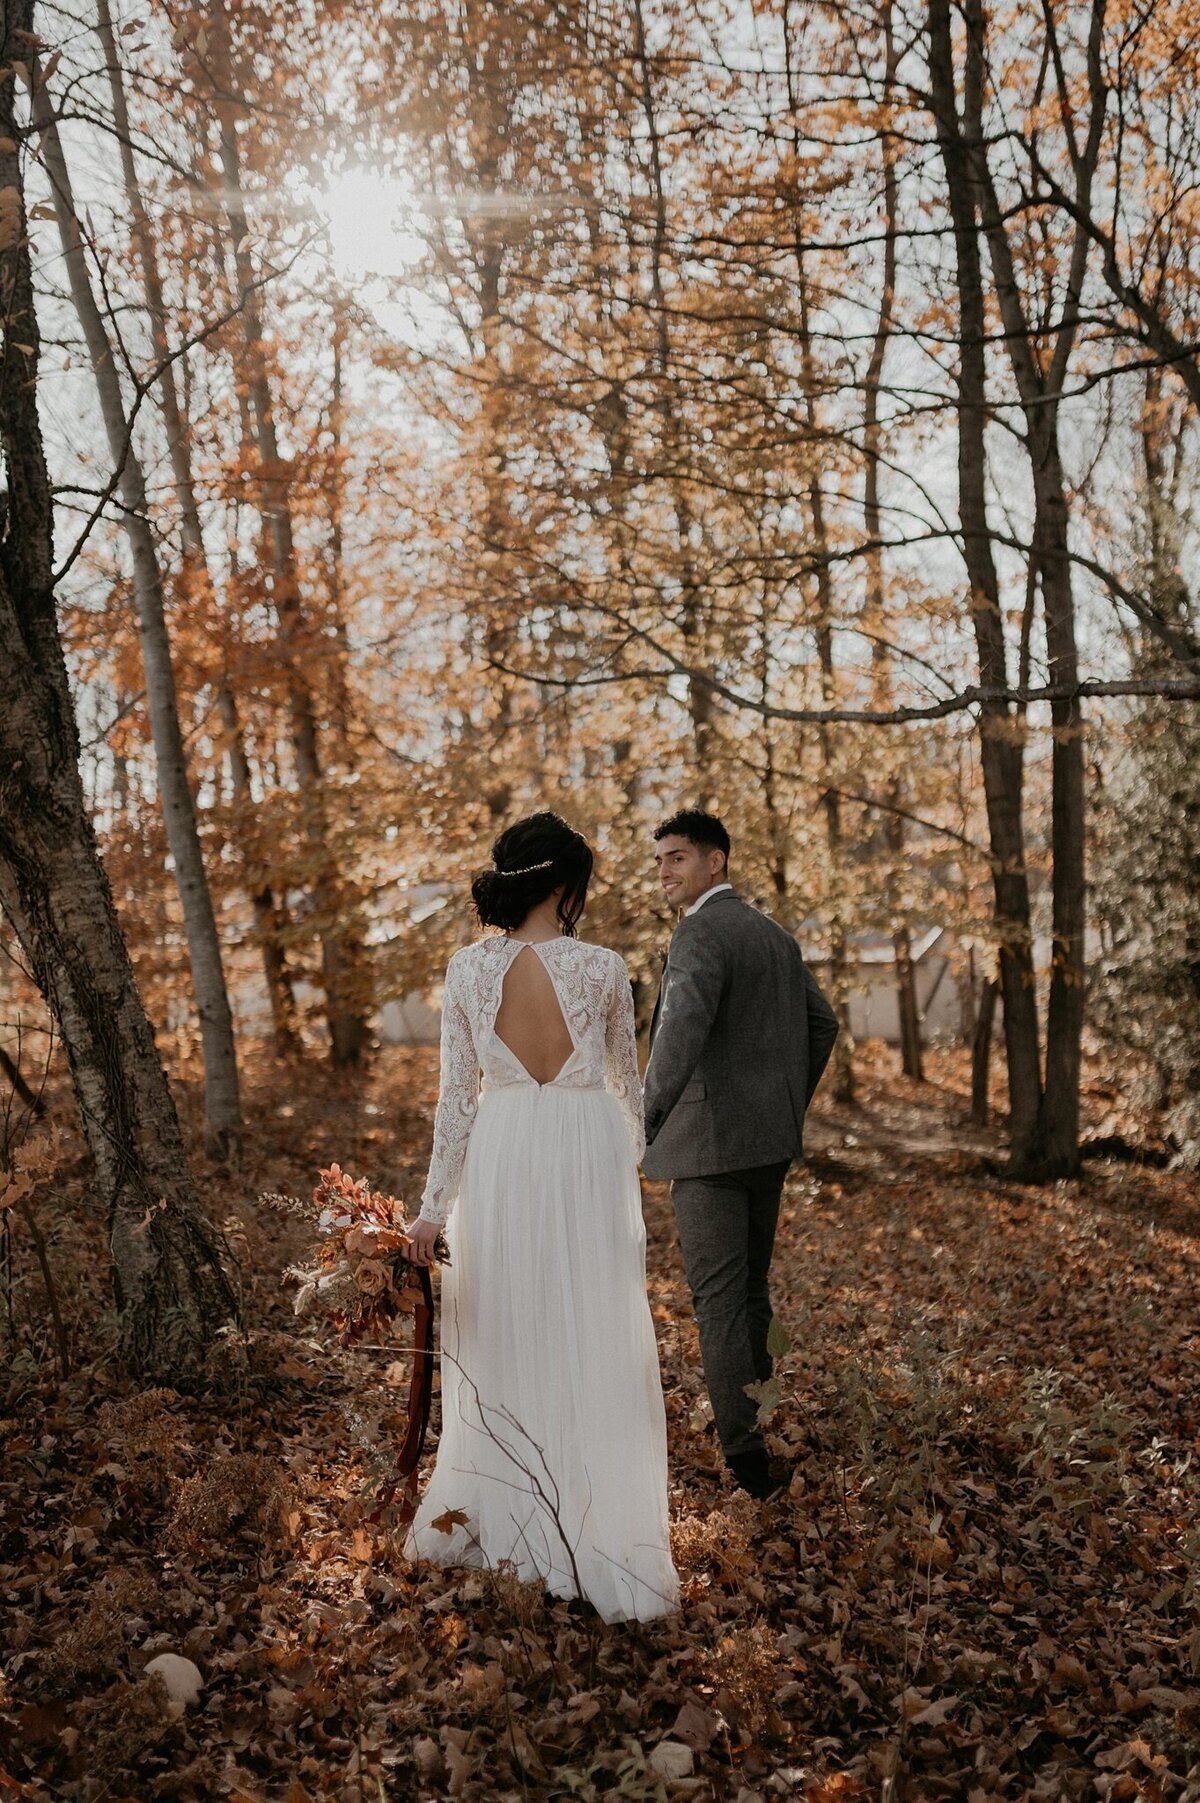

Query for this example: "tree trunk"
[0,1046,44,1119]
[894,923,924,1083]
[325,306,355,742]
[971,977,997,1126]
[927,0,1044,1159]
[1019,436,1086,1175]
[858,18,924,1086]
[807,477,853,1104]
[0,29,238,1375]
[98,0,297,1056]
[886,801,923,1082]
[953,0,1102,1178]
[632,0,716,794]
[206,0,370,1064]
[34,76,243,1160]
[759,625,791,913]
[816,671,855,1107]
[781,5,854,1103]
[215,683,301,1056]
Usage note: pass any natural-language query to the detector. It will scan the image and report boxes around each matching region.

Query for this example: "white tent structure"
[380,921,974,1050]
[806,928,967,1046]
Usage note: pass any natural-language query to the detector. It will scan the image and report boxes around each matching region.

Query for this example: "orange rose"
[353,1259,389,1296]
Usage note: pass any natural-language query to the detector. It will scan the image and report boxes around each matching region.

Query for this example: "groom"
[642,809,839,1500]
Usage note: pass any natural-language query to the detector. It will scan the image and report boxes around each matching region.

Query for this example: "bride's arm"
[415,956,479,1227]
[604,953,646,1163]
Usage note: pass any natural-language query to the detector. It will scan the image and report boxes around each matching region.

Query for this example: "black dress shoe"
[727,1449,771,1498]
[727,1450,793,1500]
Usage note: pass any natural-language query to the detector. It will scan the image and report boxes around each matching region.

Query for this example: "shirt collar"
[685,881,734,917]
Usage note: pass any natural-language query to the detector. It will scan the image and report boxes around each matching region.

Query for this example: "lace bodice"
[417,936,645,1224]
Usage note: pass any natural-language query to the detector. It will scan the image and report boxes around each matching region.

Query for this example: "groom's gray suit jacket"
[641,891,838,1182]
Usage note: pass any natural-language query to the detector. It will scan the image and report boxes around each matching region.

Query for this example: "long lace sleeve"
[418,957,479,1224]
[604,953,646,1162]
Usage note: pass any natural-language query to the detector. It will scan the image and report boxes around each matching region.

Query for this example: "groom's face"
[656,835,726,912]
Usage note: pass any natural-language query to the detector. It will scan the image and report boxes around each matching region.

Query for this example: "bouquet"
[264,1164,450,1347]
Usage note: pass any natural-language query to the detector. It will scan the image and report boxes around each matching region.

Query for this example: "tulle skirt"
[405,1083,679,1624]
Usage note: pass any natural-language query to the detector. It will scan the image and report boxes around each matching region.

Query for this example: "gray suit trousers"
[671,1159,791,1461]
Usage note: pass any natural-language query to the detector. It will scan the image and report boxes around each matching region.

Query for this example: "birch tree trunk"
[0,22,238,1375]
[324,308,354,743]
[98,0,298,1058]
[632,0,717,795]
[862,2,923,1081]
[781,10,854,1102]
[34,77,243,1160]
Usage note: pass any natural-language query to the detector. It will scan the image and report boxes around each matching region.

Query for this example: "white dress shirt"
[685,881,733,917]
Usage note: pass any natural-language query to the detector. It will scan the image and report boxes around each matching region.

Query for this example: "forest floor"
[2,1042,1199,1802]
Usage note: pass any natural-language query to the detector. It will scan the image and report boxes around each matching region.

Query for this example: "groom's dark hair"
[654,809,731,869]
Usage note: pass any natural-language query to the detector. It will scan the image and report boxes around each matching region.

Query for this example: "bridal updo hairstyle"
[471,812,594,937]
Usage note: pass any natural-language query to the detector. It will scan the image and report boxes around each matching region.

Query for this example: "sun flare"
[322,167,428,280]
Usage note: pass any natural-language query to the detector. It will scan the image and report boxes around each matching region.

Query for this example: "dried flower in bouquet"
[263,1164,449,1347]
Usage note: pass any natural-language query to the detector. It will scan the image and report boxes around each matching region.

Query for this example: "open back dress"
[405,935,679,1624]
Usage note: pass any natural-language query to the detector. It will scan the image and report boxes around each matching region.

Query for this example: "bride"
[403,812,679,1623]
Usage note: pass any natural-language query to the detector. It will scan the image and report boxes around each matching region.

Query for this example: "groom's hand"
[405,1220,441,1267]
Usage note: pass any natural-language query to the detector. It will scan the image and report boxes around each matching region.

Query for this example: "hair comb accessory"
[495,858,555,878]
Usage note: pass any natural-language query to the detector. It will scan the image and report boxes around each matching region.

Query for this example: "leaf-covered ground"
[2,1045,1199,1801]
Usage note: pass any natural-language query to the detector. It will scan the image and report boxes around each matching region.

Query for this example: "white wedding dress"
[405,934,679,1623]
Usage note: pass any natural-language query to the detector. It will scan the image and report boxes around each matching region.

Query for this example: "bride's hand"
[405,1220,441,1267]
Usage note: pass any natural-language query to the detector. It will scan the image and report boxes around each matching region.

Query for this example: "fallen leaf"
[430,1507,470,1534]
[671,1698,721,1749]
[910,1694,960,1727]
[649,1741,694,1780]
